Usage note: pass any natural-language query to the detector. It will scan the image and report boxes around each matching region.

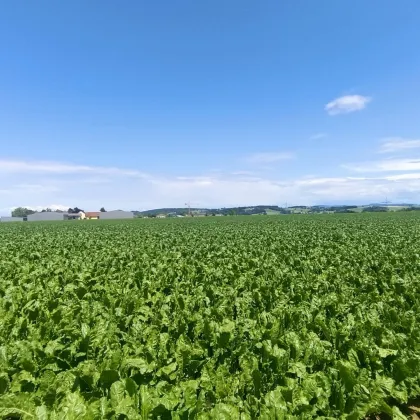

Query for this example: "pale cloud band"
[343,158,420,172]
[1,157,420,214]
[378,137,420,153]
[325,95,371,115]
[246,152,295,164]
[309,133,327,140]
[0,159,149,178]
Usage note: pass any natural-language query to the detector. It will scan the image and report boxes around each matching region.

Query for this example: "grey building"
[27,212,67,222]
[66,213,83,220]
[0,216,24,222]
[99,210,134,220]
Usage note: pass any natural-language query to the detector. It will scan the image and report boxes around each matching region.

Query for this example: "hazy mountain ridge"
[133,203,419,217]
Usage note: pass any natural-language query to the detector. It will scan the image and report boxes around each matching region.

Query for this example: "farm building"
[85,212,100,220]
[99,210,134,220]
[27,212,68,222]
[0,216,24,222]
[66,212,85,220]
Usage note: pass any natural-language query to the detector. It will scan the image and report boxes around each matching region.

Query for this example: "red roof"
[85,212,100,217]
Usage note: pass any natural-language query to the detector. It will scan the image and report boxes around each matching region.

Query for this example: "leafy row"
[0,214,419,418]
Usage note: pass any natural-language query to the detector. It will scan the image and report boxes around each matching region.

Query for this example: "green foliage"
[1,213,420,418]
[362,206,389,212]
[11,207,35,217]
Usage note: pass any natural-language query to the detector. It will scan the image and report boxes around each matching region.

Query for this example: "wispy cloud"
[325,95,371,115]
[343,158,420,172]
[385,172,420,181]
[22,204,70,212]
[230,170,256,176]
[0,184,60,196]
[2,157,420,214]
[246,152,295,164]
[0,159,148,178]
[309,133,327,140]
[378,137,420,153]
[2,170,420,213]
[148,172,420,206]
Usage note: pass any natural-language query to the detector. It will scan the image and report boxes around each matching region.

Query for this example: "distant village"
[1,203,419,223]
[0,207,134,222]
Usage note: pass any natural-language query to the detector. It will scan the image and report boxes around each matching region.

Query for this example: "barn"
[99,210,134,220]
[85,212,100,220]
[27,212,67,222]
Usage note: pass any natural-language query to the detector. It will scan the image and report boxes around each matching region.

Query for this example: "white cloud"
[230,170,256,176]
[1,157,420,215]
[15,184,61,193]
[146,173,420,206]
[343,158,420,172]
[309,133,327,140]
[325,95,371,115]
[378,137,420,153]
[0,159,148,178]
[0,183,60,196]
[246,152,295,164]
[0,203,70,215]
[385,172,420,181]
[22,204,70,212]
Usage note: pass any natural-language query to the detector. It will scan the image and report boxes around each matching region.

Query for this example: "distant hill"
[135,205,291,217]
[132,203,419,217]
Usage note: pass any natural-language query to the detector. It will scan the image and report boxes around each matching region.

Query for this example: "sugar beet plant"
[1,214,420,419]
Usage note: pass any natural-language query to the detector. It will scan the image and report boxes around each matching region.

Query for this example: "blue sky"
[1,0,420,213]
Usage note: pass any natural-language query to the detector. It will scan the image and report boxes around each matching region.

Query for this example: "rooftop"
[85,212,100,217]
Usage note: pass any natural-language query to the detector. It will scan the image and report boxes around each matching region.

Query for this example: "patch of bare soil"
[366,398,420,419]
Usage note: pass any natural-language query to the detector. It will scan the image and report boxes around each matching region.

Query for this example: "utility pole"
[185,201,199,216]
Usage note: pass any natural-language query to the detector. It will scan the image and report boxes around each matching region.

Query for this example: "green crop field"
[1,213,420,419]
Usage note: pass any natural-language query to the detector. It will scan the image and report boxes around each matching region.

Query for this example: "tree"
[362,206,388,213]
[11,207,35,217]
[100,207,106,212]
[68,207,84,214]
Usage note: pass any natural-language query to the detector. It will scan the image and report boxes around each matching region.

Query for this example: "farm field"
[1,214,420,419]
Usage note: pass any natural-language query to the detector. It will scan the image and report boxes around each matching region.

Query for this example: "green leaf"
[35,405,48,420]
[392,406,408,420]
[58,392,87,419]
[139,385,155,419]
[377,348,398,358]
[338,360,357,392]
[99,369,120,387]
[0,394,36,418]
[0,373,10,394]
[110,380,126,408]
[160,361,178,376]
[125,377,137,397]
[288,361,307,378]
[262,386,287,417]
[122,358,154,374]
